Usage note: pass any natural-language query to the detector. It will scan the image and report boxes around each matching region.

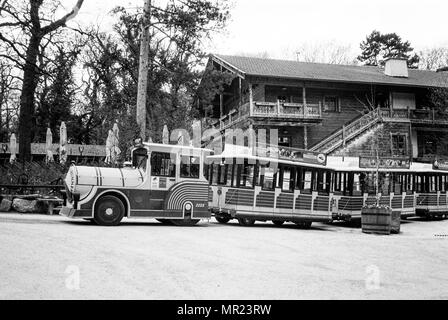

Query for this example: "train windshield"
[132,147,148,171]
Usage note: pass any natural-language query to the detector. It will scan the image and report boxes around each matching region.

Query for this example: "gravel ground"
[0,212,447,300]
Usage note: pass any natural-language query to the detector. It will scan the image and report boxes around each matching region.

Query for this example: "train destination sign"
[260,146,327,166]
[359,156,411,169]
[433,159,448,171]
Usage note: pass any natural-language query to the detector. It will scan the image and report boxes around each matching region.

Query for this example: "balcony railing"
[251,101,322,119]
[379,108,448,125]
[213,101,323,131]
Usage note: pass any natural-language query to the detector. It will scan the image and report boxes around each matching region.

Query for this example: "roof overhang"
[210,54,246,79]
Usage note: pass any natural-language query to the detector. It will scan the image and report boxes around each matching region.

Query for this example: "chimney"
[384,58,408,78]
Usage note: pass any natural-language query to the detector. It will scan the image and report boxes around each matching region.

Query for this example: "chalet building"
[199,54,448,162]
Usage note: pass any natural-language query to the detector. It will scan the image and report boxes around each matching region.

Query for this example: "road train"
[61,142,448,227]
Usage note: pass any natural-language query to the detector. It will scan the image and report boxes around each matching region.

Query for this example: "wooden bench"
[36,197,64,215]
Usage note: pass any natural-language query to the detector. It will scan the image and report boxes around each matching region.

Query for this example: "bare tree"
[0,0,84,160]
[294,41,357,65]
[418,47,448,71]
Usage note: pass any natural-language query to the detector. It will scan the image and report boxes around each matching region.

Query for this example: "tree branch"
[40,0,84,35]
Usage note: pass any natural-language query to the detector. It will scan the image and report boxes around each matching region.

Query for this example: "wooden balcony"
[379,108,448,126]
[250,101,322,120]
[212,101,323,131]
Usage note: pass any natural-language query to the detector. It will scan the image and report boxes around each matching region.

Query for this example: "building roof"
[212,54,448,88]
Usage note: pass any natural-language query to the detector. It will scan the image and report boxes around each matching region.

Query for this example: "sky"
[68,0,448,60]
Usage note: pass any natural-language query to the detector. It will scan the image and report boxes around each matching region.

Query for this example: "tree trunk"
[18,35,41,161]
[136,0,152,140]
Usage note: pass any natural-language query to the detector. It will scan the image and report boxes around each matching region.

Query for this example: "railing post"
[433,108,436,123]
[249,84,254,117]
[342,125,346,146]
[407,106,410,119]
[277,100,281,116]
[319,102,322,117]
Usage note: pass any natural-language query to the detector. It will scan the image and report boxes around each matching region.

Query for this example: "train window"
[429,175,437,192]
[333,172,347,194]
[180,156,200,179]
[204,163,210,181]
[218,164,227,185]
[442,175,448,192]
[150,152,176,177]
[391,173,402,194]
[415,175,423,193]
[379,173,390,195]
[303,170,312,193]
[281,166,294,192]
[260,165,276,190]
[317,170,330,194]
[132,147,148,170]
[295,167,303,190]
[239,162,255,188]
[364,172,376,195]
[211,165,219,185]
[353,173,362,196]
[226,164,234,187]
[407,174,414,193]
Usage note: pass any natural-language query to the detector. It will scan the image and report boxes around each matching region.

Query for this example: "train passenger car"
[414,160,448,219]
[206,144,332,228]
[60,141,212,226]
[327,156,417,221]
[327,157,448,221]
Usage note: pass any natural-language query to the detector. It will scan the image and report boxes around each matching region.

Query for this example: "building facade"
[199,54,448,161]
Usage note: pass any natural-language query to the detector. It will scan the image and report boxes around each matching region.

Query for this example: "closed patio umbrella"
[59,122,67,164]
[162,125,169,144]
[9,133,17,163]
[111,123,121,163]
[46,128,54,163]
[105,129,113,164]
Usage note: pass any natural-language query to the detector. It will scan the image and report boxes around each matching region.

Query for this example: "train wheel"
[94,195,125,226]
[215,216,230,224]
[169,218,200,226]
[272,220,285,226]
[156,219,173,225]
[294,221,312,229]
[237,218,255,226]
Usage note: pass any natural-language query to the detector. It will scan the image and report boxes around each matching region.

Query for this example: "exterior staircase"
[309,108,381,154]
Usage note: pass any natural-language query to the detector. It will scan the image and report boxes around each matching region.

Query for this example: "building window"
[277,95,287,103]
[278,136,291,148]
[324,96,339,112]
[391,134,407,156]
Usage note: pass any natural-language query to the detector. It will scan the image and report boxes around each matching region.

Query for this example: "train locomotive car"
[60,142,212,226]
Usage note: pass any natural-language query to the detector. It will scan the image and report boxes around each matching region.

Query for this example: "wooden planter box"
[361,207,401,235]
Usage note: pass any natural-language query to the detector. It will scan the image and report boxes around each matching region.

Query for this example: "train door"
[253,161,277,220]
[148,151,177,210]
[273,164,295,221]
[333,171,364,220]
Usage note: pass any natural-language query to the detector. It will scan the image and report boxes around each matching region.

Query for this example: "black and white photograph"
[0,0,448,307]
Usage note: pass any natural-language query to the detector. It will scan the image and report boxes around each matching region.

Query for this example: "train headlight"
[185,203,192,211]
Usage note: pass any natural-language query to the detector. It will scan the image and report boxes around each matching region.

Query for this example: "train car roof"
[324,156,443,173]
[207,145,447,174]
[207,144,330,169]
[140,142,214,153]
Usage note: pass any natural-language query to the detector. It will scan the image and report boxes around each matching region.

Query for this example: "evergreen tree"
[358,30,420,68]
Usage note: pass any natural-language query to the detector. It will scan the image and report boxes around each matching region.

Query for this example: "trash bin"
[361,206,400,235]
